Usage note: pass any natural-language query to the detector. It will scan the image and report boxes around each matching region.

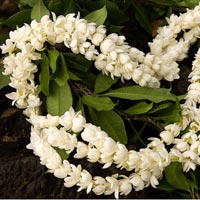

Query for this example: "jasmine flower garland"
[2,4,200,198]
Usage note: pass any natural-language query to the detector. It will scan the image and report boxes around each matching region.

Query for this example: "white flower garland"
[2,4,200,198]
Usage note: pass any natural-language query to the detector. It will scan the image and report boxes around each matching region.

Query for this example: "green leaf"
[53,53,69,86]
[107,25,123,33]
[31,0,50,22]
[104,86,177,103]
[62,0,76,15]
[68,71,82,81]
[4,9,31,28]
[87,106,99,125]
[95,110,127,144]
[165,162,192,192]
[148,101,174,114]
[48,0,62,13]
[48,48,59,73]
[0,67,10,89]
[125,102,153,115]
[39,52,50,96]
[149,0,179,6]
[20,0,37,7]
[53,147,69,160]
[157,179,176,192]
[71,70,96,89]
[132,2,152,33]
[152,101,181,123]
[94,74,118,94]
[76,97,85,117]
[82,95,115,111]
[84,5,107,26]
[64,52,92,72]
[106,0,129,25]
[47,80,72,116]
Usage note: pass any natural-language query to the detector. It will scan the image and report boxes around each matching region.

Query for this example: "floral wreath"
[1,4,200,198]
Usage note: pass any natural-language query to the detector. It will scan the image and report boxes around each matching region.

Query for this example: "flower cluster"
[2,4,200,198]
[27,108,167,198]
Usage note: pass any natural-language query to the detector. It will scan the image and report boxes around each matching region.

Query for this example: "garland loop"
[2,4,200,198]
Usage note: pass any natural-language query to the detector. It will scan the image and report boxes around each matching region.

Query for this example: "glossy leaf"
[62,0,76,15]
[53,53,69,86]
[48,0,62,13]
[39,52,50,96]
[4,9,31,28]
[165,162,192,192]
[152,101,181,123]
[68,71,82,81]
[82,95,115,111]
[125,102,153,115]
[46,81,72,116]
[20,0,37,7]
[75,97,85,117]
[85,5,107,26]
[95,110,128,144]
[132,2,152,33]
[104,86,177,103]
[0,67,10,89]
[64,52,92,72]
[31,0,50,21]
[148,101,174,114]
[94,74,118,94]
[48,48,59,73]
[71,70,96,89]
[106,1,129,25]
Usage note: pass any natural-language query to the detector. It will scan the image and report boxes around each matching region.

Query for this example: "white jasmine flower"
[2,54,17,75]
[119,53,130,64]
[119,176,132,196]
[100,137,117,156]
[81,124,101,143]
[113,143,129,169]
[74,142,88,159]
[59,107,75,130]
[182,131,198,144]
[54,160,71,178]
[0,39,15,54]
[65,133,78,153]
[64,164,82,187]
[92,176,106,195]
[91,25,106,46]
[100,38,115,54]
[160,130,174,145]
[174,139,189,152]
[77,169,93,193]
[27,94,42,108]
[29,114,60,128]
[165,123,181,137]
[169,148,183,162]
[139,170,151,184]
[126,150,141,171]
[43,127,67,148]
[87,147,100,163]
[71,114,86,132]
[105,175,119,199]
[183,160,196,172]
[130,174,145,191]
[150,175,159,188]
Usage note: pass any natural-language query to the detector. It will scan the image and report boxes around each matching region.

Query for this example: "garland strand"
[2,4,200,198]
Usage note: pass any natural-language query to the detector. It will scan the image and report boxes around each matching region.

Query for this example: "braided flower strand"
[2,4,200,198]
